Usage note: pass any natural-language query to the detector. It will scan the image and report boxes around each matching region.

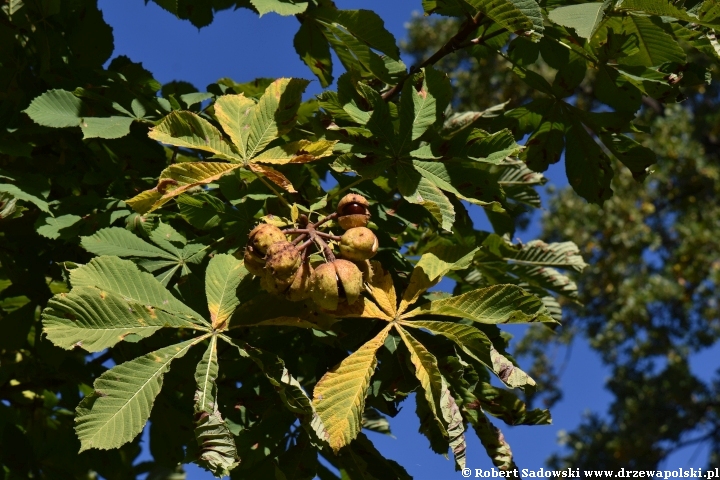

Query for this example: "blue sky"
[98,1,714,478]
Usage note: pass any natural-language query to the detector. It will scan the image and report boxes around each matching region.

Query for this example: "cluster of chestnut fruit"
[243,193,378,310]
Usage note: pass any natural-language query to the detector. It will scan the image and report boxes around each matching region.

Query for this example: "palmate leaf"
[564,117,614,205]
[213,94,257,159]
[244,78,309,160]
[471,0,535,35]
[403,284,556,324]
[69,256,207,325]
[81,227,177,260]
[397,163,456,232]
[509,239,588,273]
[548,2,605,39]
[336,433,412,480]
[476,382,551,426]
[294,20,334,87]
[398,67,452,150]
[399,320,535,389]
[126,162,243,214]
[312,324,392,452]
[395,325,466,469]
[399,246,479,312]
[312,8,401,60]
[205,254,247,330]
[76,335,209,452]
[250,0,308,16]
[194,336,239,477]
[148,111,241,162]
[42,287,200,352]
[251,139,337,165]
[24,89,83,128]
[596,15,686,67]
[233,340,329,446]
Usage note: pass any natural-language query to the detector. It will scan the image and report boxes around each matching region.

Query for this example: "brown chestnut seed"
[337,194,371,230]
[342,202,368,216]
[249,224,286,255]
[339,227,378,261]
[265,241,301,280]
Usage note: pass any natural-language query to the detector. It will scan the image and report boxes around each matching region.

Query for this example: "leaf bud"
[310,259,363,311]
[248,223,286,255]
[265,241,301,280]
[339,227,378,261]
[336,193,370,230]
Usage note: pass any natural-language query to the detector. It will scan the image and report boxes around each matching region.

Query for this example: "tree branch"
[382,12,485,102]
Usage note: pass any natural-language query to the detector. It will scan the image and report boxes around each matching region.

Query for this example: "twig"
[253,172,291,208]
[317,231,342,241]
[314,235,336,262]
[382,12,485,102]
[314,212,338,229]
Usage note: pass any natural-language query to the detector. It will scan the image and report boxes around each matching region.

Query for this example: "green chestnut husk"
[310,259,363,310]
[248,223,286,255]
[339,227,378,261]
[260,270,294,295]
[243,246,266,276]
[265,241,301,280]
[286,262,313,301]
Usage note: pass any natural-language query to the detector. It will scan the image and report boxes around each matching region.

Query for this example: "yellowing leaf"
[313,324,391,452]
[332,296,393,321]
[205,254,247,330]
[252,139,337,164]
[248,163,297,193]
[148,111,241,162]
[402,284,556,324]
[213,94,256,160]
[399,246,478,314]
[127,162,243,214]
[365,260,397,318]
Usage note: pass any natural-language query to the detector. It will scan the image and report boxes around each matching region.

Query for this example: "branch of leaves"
[321,69,530,231]
[40,254,329,477]
[125,77,337,214]
[311,252,556,469]
[79,223,209,286]
[463,233,587,322]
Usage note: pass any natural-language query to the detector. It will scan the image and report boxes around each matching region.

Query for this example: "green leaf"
[205,254,246,330]
[294,21,334,88]
[313,8,401,59]
[42,287,199,352]
[193,336,240,476]
[472,0,534,35]
[523,105,566,172]
[594,65,643,113]
[397,163,456,232]
[0,181,50,213]
[336,433,412,480]
[403,284,556,324]
[235,341,329,446]
[148,111,241,162]
[399,67,452,149]
[465,403,519,471]
[81,227,177,260]
[80,116,134,139]
[213,94,257,160]
[601,15,686,67]
[399,320,534,389]
[548,3,605,39]
[400,245,480,312]
[24,89,83,128]
[35,214,82,239]
[250,0,308,16]
[475,382,551,425]
[313,325,391,452]
[75,336,208,451]
[600,133,656,181]
[564,117,614,205]
[509,239,588,273]
[245,78,309,160]
[395,326,467,469]
[69,256,206,325]
[508,0,544,36]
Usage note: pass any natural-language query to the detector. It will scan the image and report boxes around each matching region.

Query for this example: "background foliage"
[1,0,719,478]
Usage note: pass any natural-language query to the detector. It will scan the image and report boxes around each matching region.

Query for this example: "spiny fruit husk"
[339,227,378,261]
[310,260,363,311]
[337,193,370,230]
[265,241,301,280]
[248,223,286,255]
[243,246,266,276]
[286,262,313,301]
[260,270,294,295]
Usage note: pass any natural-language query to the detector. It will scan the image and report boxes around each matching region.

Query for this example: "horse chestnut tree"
[3,0,718,478]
